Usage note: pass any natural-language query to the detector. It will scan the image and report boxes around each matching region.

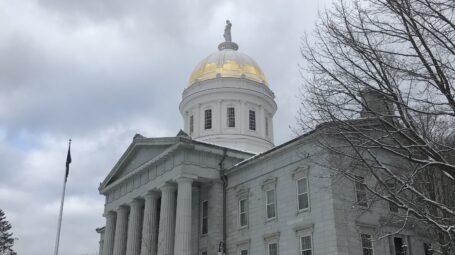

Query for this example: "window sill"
[238,225,248,231]
[296,208,310,215]
[265,217,277,223]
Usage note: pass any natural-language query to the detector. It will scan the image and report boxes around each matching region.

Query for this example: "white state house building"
[96,23,434,255]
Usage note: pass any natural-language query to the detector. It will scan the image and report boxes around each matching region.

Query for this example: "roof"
[188,49,268,86]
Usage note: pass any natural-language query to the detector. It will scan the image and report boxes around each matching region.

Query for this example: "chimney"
[360,89,395,119]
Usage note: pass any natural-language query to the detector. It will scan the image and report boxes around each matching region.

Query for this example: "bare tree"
[298,0,455,253]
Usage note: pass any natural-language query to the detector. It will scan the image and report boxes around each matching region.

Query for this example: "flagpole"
[53,139,71,255]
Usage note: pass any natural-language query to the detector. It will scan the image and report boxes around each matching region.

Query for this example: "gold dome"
[188,49,268,86]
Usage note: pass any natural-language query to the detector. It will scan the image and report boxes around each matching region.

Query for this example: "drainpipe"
[218,148,228,255]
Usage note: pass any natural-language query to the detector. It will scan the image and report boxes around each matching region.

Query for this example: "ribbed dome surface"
[188,49,268,86]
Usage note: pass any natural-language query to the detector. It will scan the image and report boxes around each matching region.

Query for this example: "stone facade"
[97,27,433,255]
[98,131,433,255]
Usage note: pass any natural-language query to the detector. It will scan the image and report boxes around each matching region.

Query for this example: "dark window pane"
[268,243,277,255]
[424,243,433,255]
[298,193,309,210]
[201,201,208,234]
[298,179,308,193]
[394,237,407,255]
[249,110,256,130]
[205,109,212,129]
[227,107,235,127]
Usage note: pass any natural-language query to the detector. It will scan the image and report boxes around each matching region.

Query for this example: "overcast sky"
[0,0,330,254]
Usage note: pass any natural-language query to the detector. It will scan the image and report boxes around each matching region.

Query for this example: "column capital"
[129,198,144,207]
[144,190,160,200]
[117,205,129,214]
[159,182,177,192]
[175,174,197,184]
[104,210,116,217]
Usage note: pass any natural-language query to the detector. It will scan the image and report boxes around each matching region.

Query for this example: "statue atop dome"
[218,20,238,51]
[224,20,232,42]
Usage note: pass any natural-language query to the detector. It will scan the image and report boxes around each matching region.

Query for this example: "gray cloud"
[0,0,331,254]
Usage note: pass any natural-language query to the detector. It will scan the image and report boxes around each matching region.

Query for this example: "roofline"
[226,117,403,173]
[99,134,254,193]
[227,127,320,172]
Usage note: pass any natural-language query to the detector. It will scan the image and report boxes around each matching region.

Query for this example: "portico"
[98,135,252,255]
[102,177,197,255]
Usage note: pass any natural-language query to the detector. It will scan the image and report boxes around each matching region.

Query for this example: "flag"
[65,140,71,182]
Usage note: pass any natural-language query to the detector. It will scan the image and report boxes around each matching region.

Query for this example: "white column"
[190,186,200,255]
[141,192,160,255]
[126,199,144,255]
[102,211,116,255]
[157,183,176,255]
[113,206,129,255]
[174,177,194,255]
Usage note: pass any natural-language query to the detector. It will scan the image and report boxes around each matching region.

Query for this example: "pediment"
[111,145,170,181]
[100,137,179,190]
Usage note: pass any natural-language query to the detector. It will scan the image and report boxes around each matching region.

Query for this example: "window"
[300,235,312,255]
[227,107,235,127]
[361,234,374,255]
[393,237,407,255]
[240,250,248,255]
[424,243,433,255]
[265,117,269,136]
[239,198,248,227]
[201,200,208,235]
[355,176,368,207]
[266,189,276,219]
[268,243,278,255]
[297,178,309,211]
[189,115,194,134]
[249,110,256,130]
[204,109,212,129]
[201,252,207,255]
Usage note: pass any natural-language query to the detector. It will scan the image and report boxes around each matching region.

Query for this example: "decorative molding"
[294,223,314,236]
[263,232,280,243]
[355,220,378,231]
[236,238,251,247]
[291,166,310,180]
[261,177,277,191]
[236,186,249,198]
